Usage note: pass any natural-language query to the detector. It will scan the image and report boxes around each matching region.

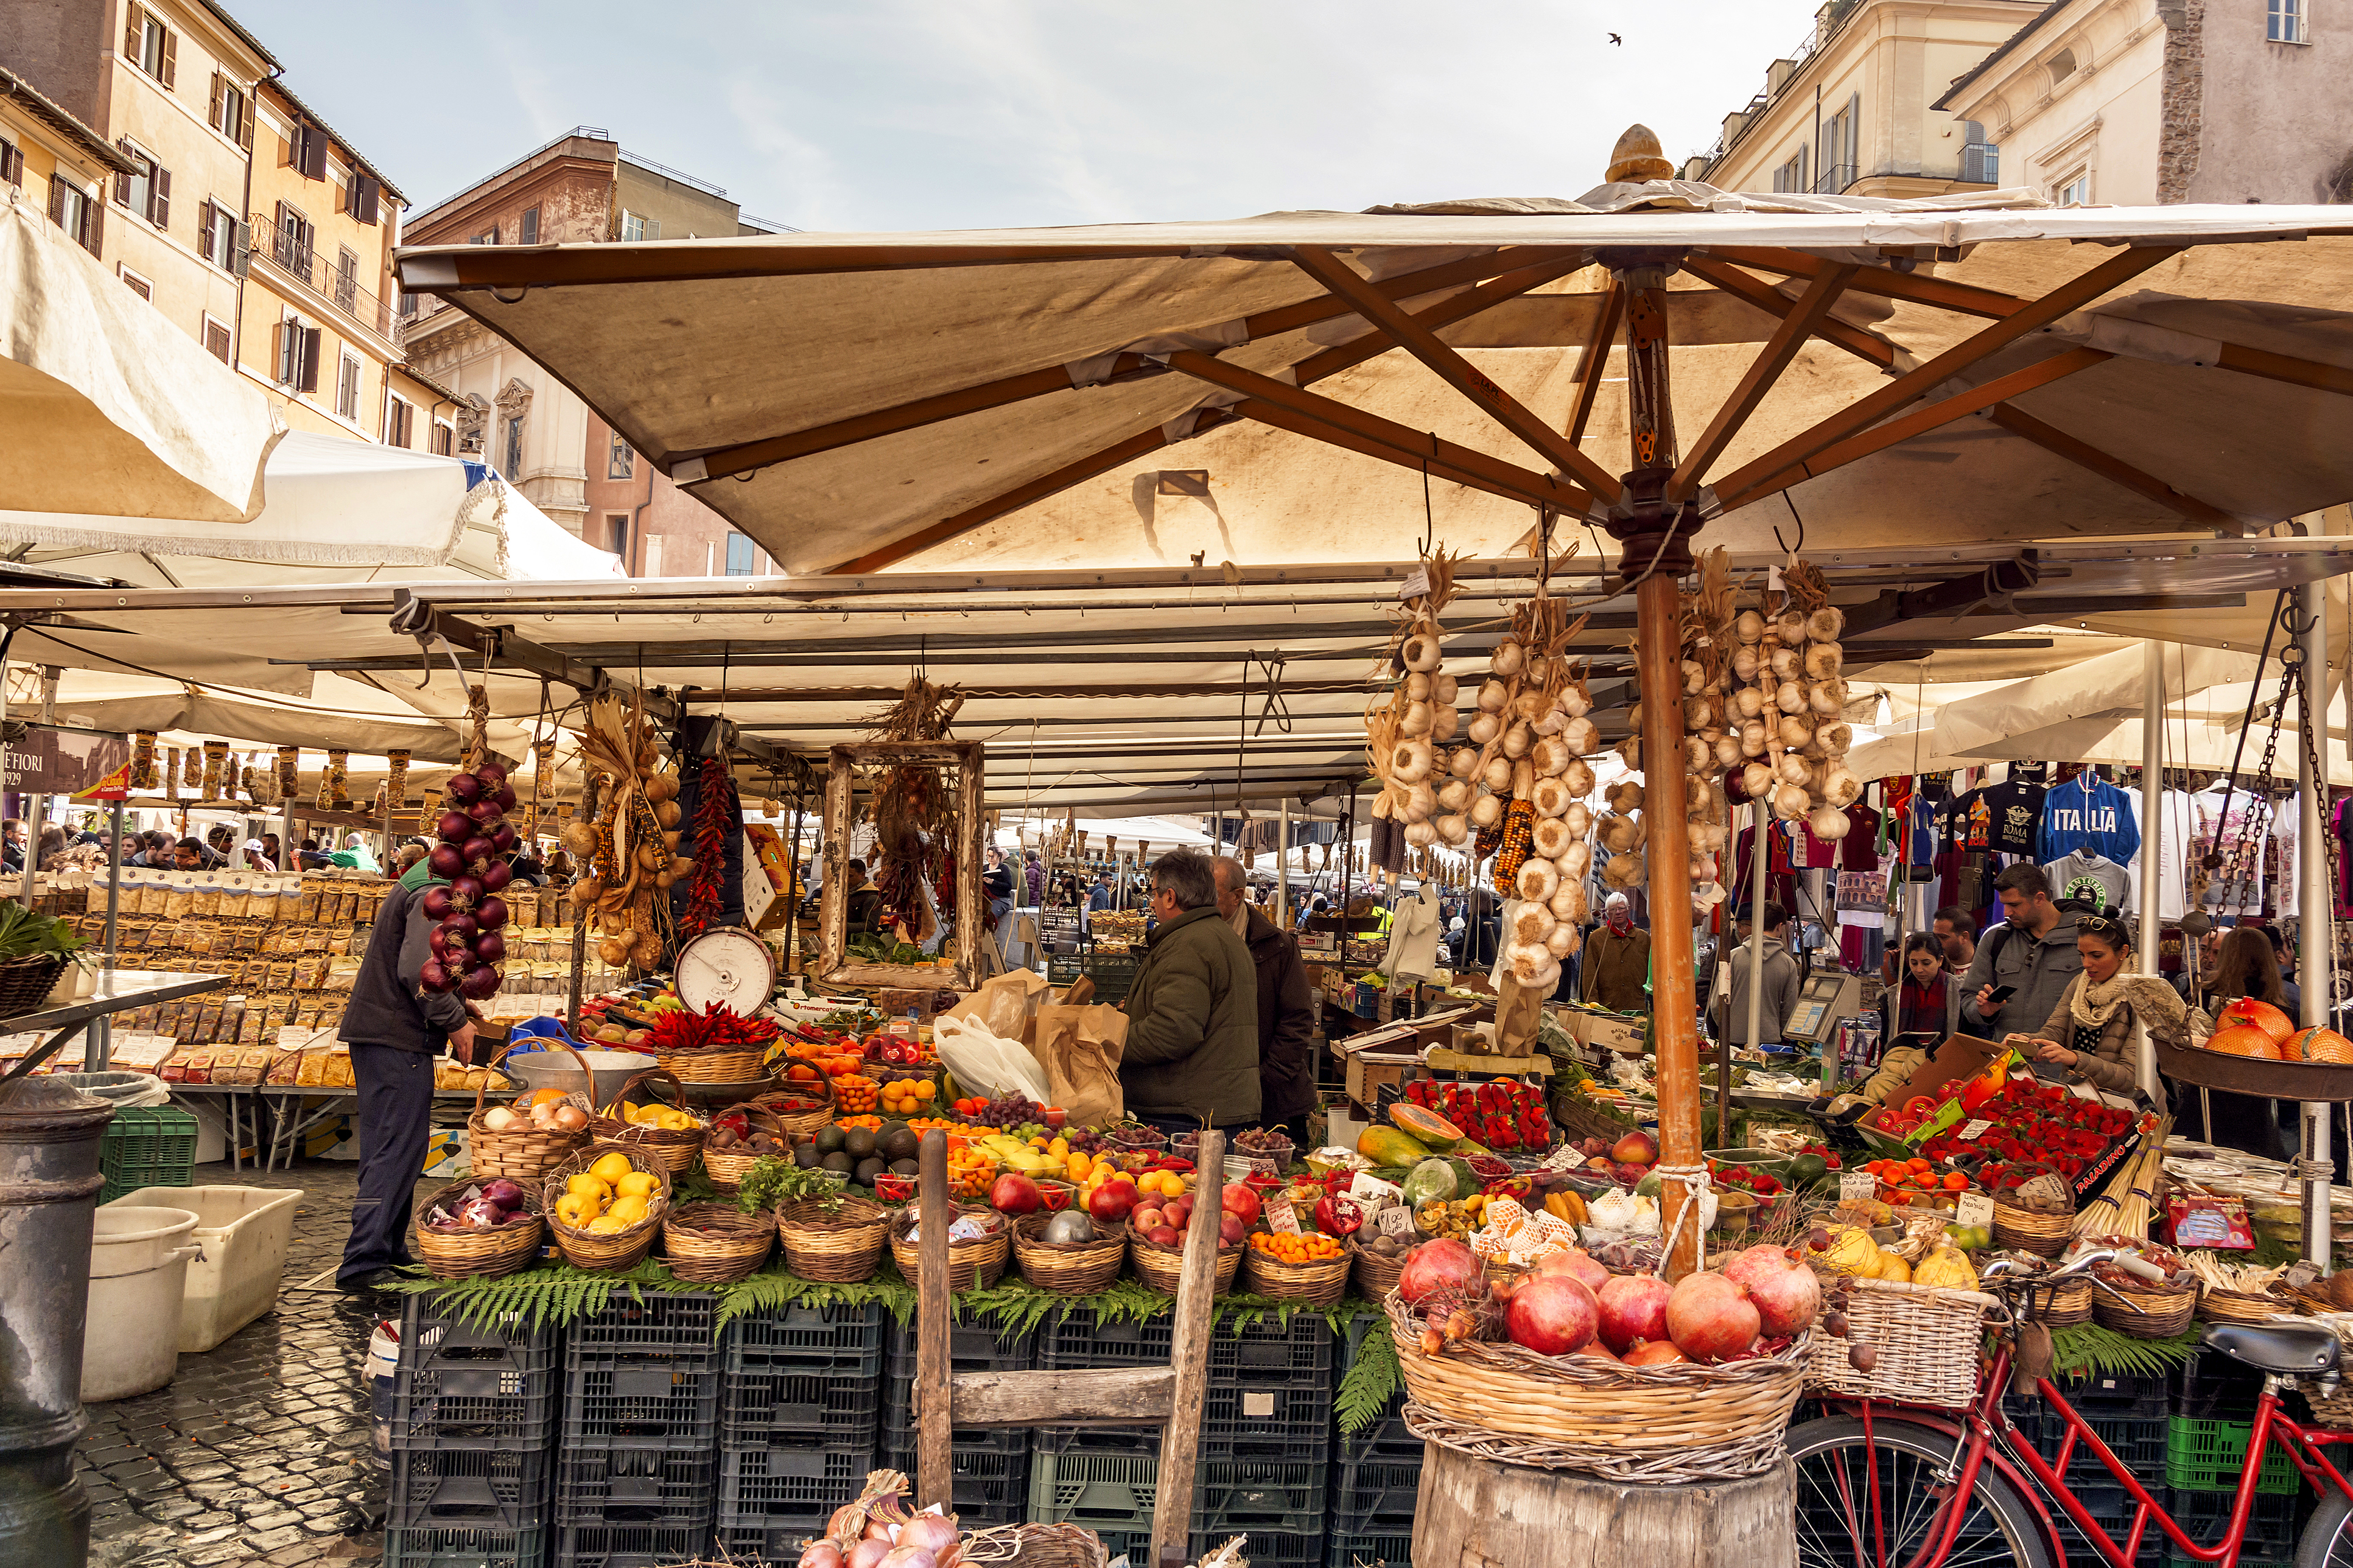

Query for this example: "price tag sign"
[1375,1204,1419,1240]
[1398,565,1431,601]
[1264,1195,1302,1235]
[1839,1171,1878,1205]
[1958,1119,1993,1141]
[1955,1191,1996,1230]
[1348,1172,1403,1212]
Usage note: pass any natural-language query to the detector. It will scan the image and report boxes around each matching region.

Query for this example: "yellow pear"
[567,1173,611,1200]
[615,1172,659,1199]
[585,1213,628,1235]
[608,1195,650,1226]
[590,1152,634,1185]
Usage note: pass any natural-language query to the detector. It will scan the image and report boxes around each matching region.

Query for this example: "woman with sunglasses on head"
[2007,915,2190,1104]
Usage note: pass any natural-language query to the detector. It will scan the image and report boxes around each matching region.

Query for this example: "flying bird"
[1608,32,1623,44]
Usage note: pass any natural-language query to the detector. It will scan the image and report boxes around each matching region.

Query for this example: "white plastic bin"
[103,1186,305,1352]
[83,1206,200,1401]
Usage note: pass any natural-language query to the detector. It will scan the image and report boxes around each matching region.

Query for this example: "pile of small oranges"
[947,1144,996,1200]
[830,1074,879,1113]
[1250,1231,1342,1262]
[879,1078,937,1116]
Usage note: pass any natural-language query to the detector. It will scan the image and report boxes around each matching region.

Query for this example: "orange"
[1943,1172,1969,1192]
[1907,1158,1932,1174]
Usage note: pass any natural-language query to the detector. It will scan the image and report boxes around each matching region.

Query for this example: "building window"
[520,205,540,245]
[335,353,362,419]
[603,514,629,555]
[124,4,177,86]
[1960,122,1999,184]
[619,210,659,242]
[724,532,757,576]
[208,74,252,147]
[334,245,360,315]
[0,138,21,188]
[202,316,231,364]
[2055,169,2092,207]
[50,178,99,254]
[608,433,633,478]
[1773,149,1808,193]
[385,396,413,447]
[277,319,321,392]
[288,121,326,181]
[2270,0,2309,41]
[503,416,524,478]
[274,201,314,276]
[120,267,152,301]
[345,172,380,226]
[115,142,168,228]
[431,421,454,457]
[471,226,497,246]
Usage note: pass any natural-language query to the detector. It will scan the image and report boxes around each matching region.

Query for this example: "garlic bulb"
[1741,761,1775,800]
[1470,792,1504,828]
[1775,681,1808,715]
[1556,842,1593,883]
[1822,766,1863,808]
[1772,782,1810,819]
[1559,716,1599,755]
[1808,606,1846,642]
[1607,780,1644,814]
[1372,786,1399,819]
[1733,609,1766,645]
[1532,816,1573,859]
[1819,721,1854,754]
[1683,695,1716,729]
[1517,858,1560,901]
[1683,735,1711,772]
[1438,778,1473,812]
[1401,632,1442,673]
[1731,645,1762,682]
[1431,673,1459,705]
[1739,719,1769,757]
[1432,705,1461,741]
[1491,639,1526,677]
[1690,819,1729,853]
[1562,759,1595,798]
[1809,803,1851,840]
[1809,682,1844,718]
[1436,813,1470,846]
[1681,659,1707,695]
[1599,814,1641,854]
[1401,701,1432,737]
[1404,671,1432,702]
[1558,686,1593,718]
[1468,711,1503,747]
[1513,688,1550,723]
[1776,752,1812,787]
[1404,817,1439,847]
[1511,903,1556,945]
[1769,645,1800,681]
[1545,922,1580,960]
[1685,774,1711,814]
[1603,852,1644,888]
[1531,776,1573,817]
[1562,802,1594,838]
[1714,733,1744,768]
[1734,685,1766,719]
[1689,854,1715,881]
[1531,704,1565,737]
[1477,678,1510,713]
[1501,721,1534,760]
[1775,609,1808,643]
[1449,745,1482,779]
[1777,714,1814,750]
[1390,738,1434,783]
[1408,779,1437,821]
[1509,947,1560,991]
[1532,735,1572,776]
[1805,643,1843,680]
[1482,755,1513,793]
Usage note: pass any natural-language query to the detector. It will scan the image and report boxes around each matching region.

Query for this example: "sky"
[224,0,1828,233]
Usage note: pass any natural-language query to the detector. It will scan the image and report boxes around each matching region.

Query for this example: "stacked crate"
[385,1295,561,1568]
[710,1301,888,1565]
[878,1309,1034,1527]
[1325,1315,1417,1568]
[554,1291,724,1568]
[2164,1348,2309,1568]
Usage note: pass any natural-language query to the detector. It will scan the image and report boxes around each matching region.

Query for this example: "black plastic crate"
[2004,1410,2167,1487]
[2047,1370,2170,1419]
[1336,1315,1416,1468]
[874,1444,1029,1525]
[721,1365,883,1449]
[395,1298,562,1449]
[715,1523,827,1566]
[2047,1482,2164,1568]
[1211,1312,1335,1382]
[555,1445,718,1528]
[1196,1530,1320,1568]
[2176,1348,2267,1423]
[884,1311,1035,1376]
[1033,1423,1168,1459]
[1328,1532,1413,1568]
[717,1445,874,1524]
[1193,1460,1328,1534]
[2167,1488,2303,1555]
[566,1292,720,1359]
[389,1447,552,1532]
[553,1524,712,1568]
[723,1301,888,1375]
[880,1393,1034,1459]
[1037,1307,1176,1371]
[561,1353,721,1447]
[1204,1370,1334,1461]
[1332,1458,1418,1532]
[385,1521,547,1568]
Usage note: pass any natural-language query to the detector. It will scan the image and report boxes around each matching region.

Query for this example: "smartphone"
[1984,984,2018,1006]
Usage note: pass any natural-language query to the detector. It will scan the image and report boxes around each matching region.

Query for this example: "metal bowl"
[2156,1035,2353,1104]
[499,1046,648,1110]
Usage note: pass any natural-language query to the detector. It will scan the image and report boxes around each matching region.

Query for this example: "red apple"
[1218,1214,1247,1246]
[1147,1226,1180,1247]
[1220,1184,1263,1228]
[1134,1205,1165,1232]
[1088,1183,1137,1223]
[990,1174,1043,1216]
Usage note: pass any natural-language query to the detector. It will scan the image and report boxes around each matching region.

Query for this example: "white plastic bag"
[930,1013,1052,1105]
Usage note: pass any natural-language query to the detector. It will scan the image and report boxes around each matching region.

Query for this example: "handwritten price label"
[1839,1171,1878,1205]
[1958,1119,1993,1141]
[1955,1192,1996,1229]
[1264,1195,1302,1235]
[1375,1205,1419,1239]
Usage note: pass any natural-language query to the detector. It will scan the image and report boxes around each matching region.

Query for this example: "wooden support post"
[1414,1445,1798,1566]
[914,1130,952,1509]
[1152,1126,1224,1568]
[566,775,602,1027]
[1637,566,1703,1281]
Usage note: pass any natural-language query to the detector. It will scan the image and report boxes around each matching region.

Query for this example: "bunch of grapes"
[1065,1126,1107,1154]
[979,1092,1044,1130]
[418,758,517,1002]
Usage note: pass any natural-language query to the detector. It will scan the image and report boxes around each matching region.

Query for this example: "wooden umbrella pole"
[1636,567,1704,1280]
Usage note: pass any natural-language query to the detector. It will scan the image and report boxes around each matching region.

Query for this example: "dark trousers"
[340,1044,435,1285]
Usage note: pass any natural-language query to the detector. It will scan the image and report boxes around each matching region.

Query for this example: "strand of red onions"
[418,758,518,1002]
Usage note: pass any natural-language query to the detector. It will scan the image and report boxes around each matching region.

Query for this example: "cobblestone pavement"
[79,1161,412,1568]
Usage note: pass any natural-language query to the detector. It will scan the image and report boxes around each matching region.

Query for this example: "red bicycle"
[1789,1250,2353,1566]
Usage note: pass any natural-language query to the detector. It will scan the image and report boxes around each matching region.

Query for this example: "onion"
[459,965,501,1001]
[897,1515,961,1563]
[421,886,454,920]
[489,822,519,855]
[802,1545,849,1568]
[443,773,483,805]
[437,811,472,844]
[476,759,509,788]
[466,797,503,825]
[480,860,514,894]
[477,895,510,931]
[444,911,481,942]
[418,959,451,993]
[493,784,517,813]
[450,873,485,909]
[475,931,508,966]
[847,1541,891,1568]
[461,835,496,869]
[428,844,465,881]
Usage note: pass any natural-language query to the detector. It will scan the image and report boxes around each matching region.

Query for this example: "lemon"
[567,1173,611,1200]
[590,1152,634,1184]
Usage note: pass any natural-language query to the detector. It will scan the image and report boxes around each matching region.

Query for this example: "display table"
[166,1084,503,1174]
[0,968,231,1088]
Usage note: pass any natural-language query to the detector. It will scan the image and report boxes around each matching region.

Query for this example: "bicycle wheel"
[2298,1489,2353,1566]
[1790,1415,2055,1568]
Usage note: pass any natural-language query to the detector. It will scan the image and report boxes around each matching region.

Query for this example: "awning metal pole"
[2137,639,2164,1097]
[2298,582,2333,1270]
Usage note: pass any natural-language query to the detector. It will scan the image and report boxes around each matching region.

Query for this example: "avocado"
[792,1140,821,1169]
[821,1151,856,1175]
[888,1158,918,1176]
[843,1127,877,1160]
[815,1125,846,1156]
[1788,1153,1828,1186]
[854,1157,885,1186]
[881,1127,919,1162]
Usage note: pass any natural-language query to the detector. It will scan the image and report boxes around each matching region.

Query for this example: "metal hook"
[1773,494,1806,556]
[489,285,530,305]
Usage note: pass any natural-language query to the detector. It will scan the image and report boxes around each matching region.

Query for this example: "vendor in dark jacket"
[1119,847,1260,1132]
[335,876,478,1291]
[1213,855,1315,1146]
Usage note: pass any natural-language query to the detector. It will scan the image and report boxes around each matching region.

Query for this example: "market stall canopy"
[395,183,2353,577]
[2,195,281,522]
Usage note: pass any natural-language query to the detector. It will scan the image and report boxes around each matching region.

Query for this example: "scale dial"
[673,926,777,1017]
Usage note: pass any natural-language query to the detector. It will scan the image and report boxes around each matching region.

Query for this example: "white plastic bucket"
[365,1321,401,1460]
[81,1206,200,1401]
[104,1186,305,1351]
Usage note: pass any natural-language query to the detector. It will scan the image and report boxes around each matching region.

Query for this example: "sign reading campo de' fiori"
[1,725,132,802]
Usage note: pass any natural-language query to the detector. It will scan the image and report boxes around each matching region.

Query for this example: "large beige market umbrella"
[0,197,281,522]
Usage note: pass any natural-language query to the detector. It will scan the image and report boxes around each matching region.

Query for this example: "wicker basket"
[656,1041,773,1085]
[1349,1238,1409,1302]
[1243,1239,1352,1304]
[0,954,67,1019]
[1991,1164,2076,1257]
[1127,1222,1241,1295]
[662,1202,776,1284]
[468,1041,594,1180]
[2200,1287,2292,1326]
[544,1144,671,1272]
[1012,1211,1126,1294]
[889,1205,1010,1291]
[591,1067,707,1175]
[1804,1276,1996,1408]
[701,1107,789,1191]
[955,1525,1107,1568]
[2093,1279,2199,1339]
[755,1080,836,1140]
[2018,1276,2095,1326]
[776,1194,892,1283]
[1386,1293,1811,1483]
[412,1176,544,1280]
[2293,1313,2353,1427]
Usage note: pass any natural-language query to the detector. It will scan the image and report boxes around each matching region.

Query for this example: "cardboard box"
[1853,1034,2010,1153]
[742,824,797,931]
[1583,1013,1647,1055]
[1345,1049,1418,1106]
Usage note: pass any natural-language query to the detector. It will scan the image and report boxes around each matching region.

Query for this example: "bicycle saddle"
[2204,1322,2341,1377]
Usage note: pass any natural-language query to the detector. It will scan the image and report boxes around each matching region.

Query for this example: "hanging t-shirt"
[2039,772,2141,866]
[2268,795,2302,919]
[2046,849,2131,914]
[1840,805,1884,872]
[2192,789,2270,917]
[1960,790,1993,852]
[2336,796,2353,919]
[1979,780,2046,856]
[2150,788,2197,922]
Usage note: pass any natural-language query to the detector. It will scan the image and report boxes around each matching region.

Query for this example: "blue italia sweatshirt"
[2038,772,2141,867]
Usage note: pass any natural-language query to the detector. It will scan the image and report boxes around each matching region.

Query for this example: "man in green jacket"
[1119,847,1260,1132]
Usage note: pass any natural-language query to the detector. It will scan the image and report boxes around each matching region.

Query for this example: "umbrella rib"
[1980,405,2238,527]
[670,249,1576,483]
[1563,282,1627,447]
[1223,399,1571,513]
[1708,244,2183,505]
[1701,245,2025,320]
[1719,345,2114,510]
[1666,263,1856,504]
[1677,258,1895,368]
[1286,245,1624,498]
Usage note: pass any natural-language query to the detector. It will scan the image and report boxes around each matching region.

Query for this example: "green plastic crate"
[98,1105,198,1203]
[2164,1416,2299,1494]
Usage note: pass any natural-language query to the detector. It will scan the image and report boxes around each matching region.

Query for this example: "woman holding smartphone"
[2005,916,2188,1104]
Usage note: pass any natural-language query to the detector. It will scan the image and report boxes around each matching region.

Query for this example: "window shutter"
[209,72,223,131]
[84,198,102,254]
[1,141,21,187]
[47,173,63,226]
[231,219,250,276]
[645,219,661,240]
[237,93,253,149]
[150,166,169,229]
[1848,92,1862,171]
[352,174,377,226]
[114,141,133,206]
[298,327,320,393]
[159,26,175,87]
[123,4,142,61]
[300,125,326,180]
[197,200,214,259]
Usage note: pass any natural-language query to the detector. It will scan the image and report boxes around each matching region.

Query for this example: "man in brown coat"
[1581,893,1651,1014]
[1118,849,1260,1133]
[1212,856,1316,1146]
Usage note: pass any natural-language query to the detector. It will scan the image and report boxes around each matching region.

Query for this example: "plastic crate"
[1336,1316,1417,1468]
[880,1393,1033,1459]
[2004,1410,2167,1486]
[97,1105,197,1203]
[884,1311,1036,1377]
[553,1524,712,1568]
[560,1353,720,1448]
[720,1365,882,1449]
[1203,1369,1334,1461]
[555,1445,718,1528]
[715,1523,824,1566]
[717,1445,874,1524]
[2167,1488,2302,1555]
[1036,1307,1176,1372]
[1212,1311,1335,1381]
[723,1301,887,1374]
[1328,1533,1414,1568]
[2047,1483,2164,1568]
[2164,1418,2300,1494]
[1199,1531,1321,1568]
[1047,954,1084,985]
[1027,1451,1160,1533]
[384,1521,547,1568]
[566,1292,720,1359]
[389,1447,552,1531]
[2175,1348,2267,1423]
[2048,1370,2170,1419]
[1332,1458,1418,1532]
[874,1444,1029,1525]
[1193,1461,1328,1534]
[394,1297,561,1449]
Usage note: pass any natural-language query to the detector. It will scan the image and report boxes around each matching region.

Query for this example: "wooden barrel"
[1412,1444,1798,1567]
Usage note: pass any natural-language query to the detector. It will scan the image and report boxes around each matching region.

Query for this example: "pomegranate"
[1506,1275,1598,1356]
[1621,1339,1688,1367]
[1532,1248,1610,1295]
[1667,1270,1761,1363]
[1594,1272,1674,1354]
[1573,1339,1621,1362]
[1398,1239,1483,1306]
[1722,1244,1822,1336]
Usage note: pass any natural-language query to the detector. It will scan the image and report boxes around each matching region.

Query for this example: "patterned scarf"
[2068,968,2189,1034]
